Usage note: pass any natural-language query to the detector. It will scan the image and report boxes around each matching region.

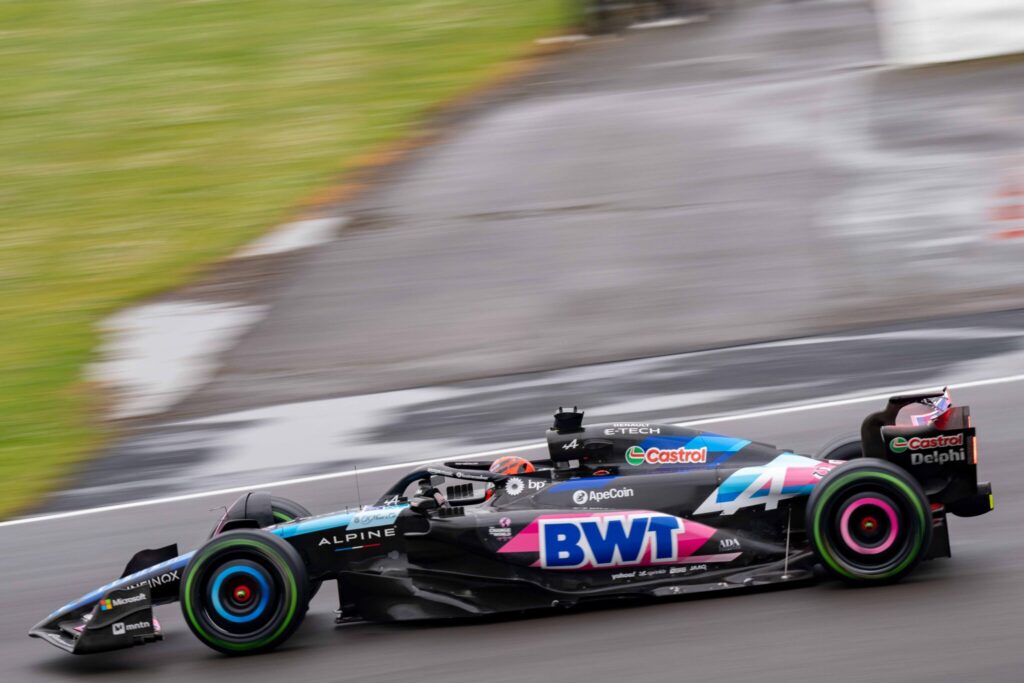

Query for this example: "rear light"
[968,415,978,464]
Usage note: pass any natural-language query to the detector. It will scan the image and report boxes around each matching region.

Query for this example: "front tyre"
[269,496,312,524]
[806,459,931,585]
[181,530,309,655]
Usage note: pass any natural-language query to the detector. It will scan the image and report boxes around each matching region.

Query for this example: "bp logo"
[889,437,909,453]
[506,477,524,496]
[625,446,646,466]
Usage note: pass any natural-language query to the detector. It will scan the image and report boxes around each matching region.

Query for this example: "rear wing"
[860,388,991,516]
[859,388,951,456]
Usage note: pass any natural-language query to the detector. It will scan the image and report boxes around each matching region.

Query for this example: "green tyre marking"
[183,538,299,652]
[811,471,928,581]
[272,511,293,522]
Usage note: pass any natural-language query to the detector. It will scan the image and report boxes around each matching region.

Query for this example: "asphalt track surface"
[5,324,1024,682]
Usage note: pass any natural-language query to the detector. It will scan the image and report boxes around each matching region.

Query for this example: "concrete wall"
[876,0,1024,65]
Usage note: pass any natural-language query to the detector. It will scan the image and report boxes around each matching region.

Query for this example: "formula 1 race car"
[31,388,993,656]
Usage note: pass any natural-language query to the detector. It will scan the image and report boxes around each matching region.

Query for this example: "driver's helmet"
[489,455,536,475]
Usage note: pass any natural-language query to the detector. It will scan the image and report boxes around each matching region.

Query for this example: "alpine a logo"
[693,454,843,516]
[625,445,707,466]
[889,434,963,453]
[571,487,634,505]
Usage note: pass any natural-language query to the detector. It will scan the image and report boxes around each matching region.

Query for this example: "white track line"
[3,373,1023,529]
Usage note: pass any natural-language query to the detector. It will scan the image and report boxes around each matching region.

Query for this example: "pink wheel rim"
[840,497,899,555]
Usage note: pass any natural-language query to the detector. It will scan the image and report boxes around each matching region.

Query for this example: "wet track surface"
[41,308,1024,513]
[4,311,1024,682]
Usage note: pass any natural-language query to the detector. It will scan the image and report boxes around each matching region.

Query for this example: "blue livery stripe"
[639,435,697,450]
[715,473,759,503]
[696,434,752,453]
[272,505,407,538]
[272,512,352,538]
[549,476,619,493]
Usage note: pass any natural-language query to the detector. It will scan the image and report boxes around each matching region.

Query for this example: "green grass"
[0,0,569,518]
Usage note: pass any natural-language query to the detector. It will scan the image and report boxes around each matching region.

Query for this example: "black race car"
[31,388,993,656]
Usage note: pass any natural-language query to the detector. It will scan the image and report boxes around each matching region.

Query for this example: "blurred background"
[3,1,1024,681]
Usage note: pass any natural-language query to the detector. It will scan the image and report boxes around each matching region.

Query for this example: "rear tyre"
[815,434,863,461]
[806,459,931,585]
[181,530,309,655]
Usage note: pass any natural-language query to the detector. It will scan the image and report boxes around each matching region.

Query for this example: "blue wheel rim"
[210,565,271,623]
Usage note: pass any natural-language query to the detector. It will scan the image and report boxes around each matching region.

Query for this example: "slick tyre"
[210,495,320,602]
[268,497,322,602]
[807,459,931,585]
[814,434,863,461]
[181,530,309,655]
[269,496,312,524]
[209,495,311,536]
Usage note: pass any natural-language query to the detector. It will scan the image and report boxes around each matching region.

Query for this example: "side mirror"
[409,496,439,514]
